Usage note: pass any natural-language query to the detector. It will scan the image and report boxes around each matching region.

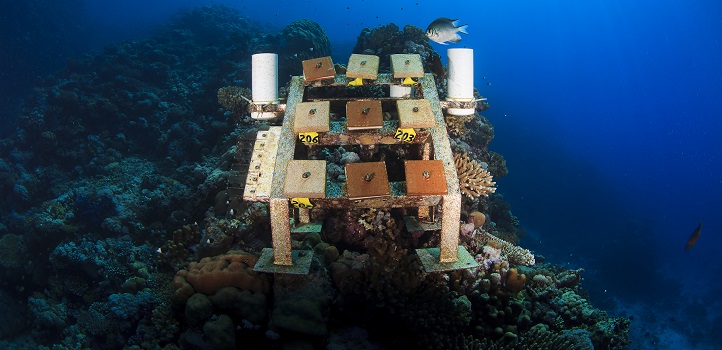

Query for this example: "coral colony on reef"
[0,5,630,350]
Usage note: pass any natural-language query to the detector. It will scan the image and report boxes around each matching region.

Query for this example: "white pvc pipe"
[251,53,279,120]
[446,48,475,116]
[390,85,412,98]
[252,53,278,104]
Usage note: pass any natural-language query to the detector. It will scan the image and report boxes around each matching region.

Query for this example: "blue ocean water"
[2,0,721,348]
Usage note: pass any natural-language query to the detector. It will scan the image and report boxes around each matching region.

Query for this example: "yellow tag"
[298,132,319,144]
[291,198,314,209]
[394,128,417,143]
[402,77,416,85]
[348,77,364,86]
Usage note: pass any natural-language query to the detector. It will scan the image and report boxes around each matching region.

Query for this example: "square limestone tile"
[294,101,330,133]
[390,54,424,78]
[283,160,327,198]
[347,54,380,80]
[345,162,391,199]
[397,99,435,128]
[346,100,383,130]
[302,56,336,82]
[404,160,448,196]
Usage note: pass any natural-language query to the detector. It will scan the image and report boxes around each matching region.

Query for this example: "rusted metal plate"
[345,162,391,199]
[404,215,442,232]
[397,99,435,128]
[283,160,326,198]
[390,54,424,78]
[294,101,330,133]
[243,127,281,202]
[405,160,448,196]
[254,248,313,274]
[416,246,479,272]
[302,56,336,82]
[347,54,379,80]
[346,100,383,130]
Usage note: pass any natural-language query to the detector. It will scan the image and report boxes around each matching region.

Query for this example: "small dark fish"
[425,17,468,45]
[429,53,445,79]
[685,221,702,252]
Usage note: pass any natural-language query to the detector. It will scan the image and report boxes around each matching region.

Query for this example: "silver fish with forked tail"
[425,17,468,45]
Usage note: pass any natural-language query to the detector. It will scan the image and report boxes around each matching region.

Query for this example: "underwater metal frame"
[244,56,478,273]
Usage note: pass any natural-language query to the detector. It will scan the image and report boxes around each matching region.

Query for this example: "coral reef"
[353,23,439,73]
[263,19,332,86]
[0,5,630,349]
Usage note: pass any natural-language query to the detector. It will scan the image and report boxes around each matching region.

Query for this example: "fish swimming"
[425,17,468,45]
[685,221,702,252]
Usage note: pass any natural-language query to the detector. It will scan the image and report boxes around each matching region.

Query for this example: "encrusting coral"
[454,152,497,199]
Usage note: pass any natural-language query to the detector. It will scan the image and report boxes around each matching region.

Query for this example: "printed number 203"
[394,128,415,142]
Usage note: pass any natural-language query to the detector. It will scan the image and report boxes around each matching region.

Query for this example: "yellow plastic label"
[394,128,417,143]
[402,77,416,85]
[348,77,364,86]
[298,132,319,144]
[290,198,314,209]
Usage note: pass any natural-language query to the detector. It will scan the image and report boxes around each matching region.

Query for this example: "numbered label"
[298,132,320,144]
[291,198,314,209]
[394,128,417,143]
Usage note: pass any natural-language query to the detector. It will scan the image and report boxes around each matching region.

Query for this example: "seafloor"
[0,5,630,350]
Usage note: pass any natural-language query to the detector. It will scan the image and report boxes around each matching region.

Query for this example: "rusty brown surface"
[405,160,448,196]
[346,100,383,130]
[345,162,391,199]
[246,73,464,266]
[439,100,479,110]
[248,103,286,114]
[318,121,431,145]
[287,192,442,209]
[302,57,336,82]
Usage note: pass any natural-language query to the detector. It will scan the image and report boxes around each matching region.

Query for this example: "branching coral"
[217,86,251,116]
[454,152,497,199]
[158,223,201,269]
[477,229,535,266]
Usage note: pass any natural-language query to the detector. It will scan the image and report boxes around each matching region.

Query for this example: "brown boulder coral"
[172,250,270,304]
